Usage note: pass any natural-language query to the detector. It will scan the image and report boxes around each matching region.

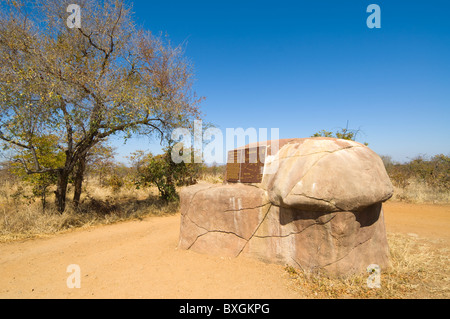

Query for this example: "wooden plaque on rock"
[226,149,241,182]
[226,146,266,183]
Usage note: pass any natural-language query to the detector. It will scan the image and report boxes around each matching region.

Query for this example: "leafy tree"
[136,146,199,202]
[0,0,202,212]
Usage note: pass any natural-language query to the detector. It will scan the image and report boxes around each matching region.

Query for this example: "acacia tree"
[0,0,202,212]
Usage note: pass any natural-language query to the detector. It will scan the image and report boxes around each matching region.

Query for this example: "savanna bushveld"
[0,0,448,299]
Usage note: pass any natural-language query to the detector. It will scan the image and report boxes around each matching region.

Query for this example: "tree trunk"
[55,170,69,213]
[41,184,47,213]
[73,156,86,208]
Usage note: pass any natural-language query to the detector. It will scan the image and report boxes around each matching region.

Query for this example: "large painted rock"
[178,137,393,275]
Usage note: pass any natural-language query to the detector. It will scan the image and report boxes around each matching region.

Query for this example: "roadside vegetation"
[382,154,449,204]
[0,147,224,242]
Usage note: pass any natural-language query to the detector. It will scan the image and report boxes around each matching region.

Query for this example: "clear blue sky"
[113,0,450,164]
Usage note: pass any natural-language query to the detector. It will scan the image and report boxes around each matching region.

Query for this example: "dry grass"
[0,178,180,243]
[198,172,224,184]
[390,179,450,204]
[0,174,226,243]
[285,232,450,299]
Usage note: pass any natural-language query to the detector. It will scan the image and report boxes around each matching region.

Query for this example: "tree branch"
[0,132,31,150]
[13,157,60,175]
[96,118,166,139]
[77,28,107,55]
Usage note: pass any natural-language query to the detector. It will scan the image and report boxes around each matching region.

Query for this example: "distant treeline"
[381,154,449,191]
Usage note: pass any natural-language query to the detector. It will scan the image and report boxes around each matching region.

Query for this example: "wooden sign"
[226,146,266,183]
[226,149,241,182]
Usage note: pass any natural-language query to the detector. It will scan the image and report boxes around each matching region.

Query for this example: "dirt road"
[383,201,450,241]
[0,201,448,299]
[0,215,300,298]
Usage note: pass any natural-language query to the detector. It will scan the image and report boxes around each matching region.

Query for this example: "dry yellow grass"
[198,172,224,184]
[285,232,449,299]
[0,178,179,242]
[391,179,450,204]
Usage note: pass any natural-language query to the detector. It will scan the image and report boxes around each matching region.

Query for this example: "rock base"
[178,183,390,276]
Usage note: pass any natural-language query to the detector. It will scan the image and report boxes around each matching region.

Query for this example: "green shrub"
[136,146,200,202]
[106,174,124,192]
[312,125,368,145]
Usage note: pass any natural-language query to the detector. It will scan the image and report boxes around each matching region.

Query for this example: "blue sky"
[112,0,450,163]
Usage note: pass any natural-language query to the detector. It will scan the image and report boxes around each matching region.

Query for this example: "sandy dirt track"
[0,201,448,299]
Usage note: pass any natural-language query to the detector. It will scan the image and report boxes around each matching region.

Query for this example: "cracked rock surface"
[261,138,394,211]
[178,138,392,276]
